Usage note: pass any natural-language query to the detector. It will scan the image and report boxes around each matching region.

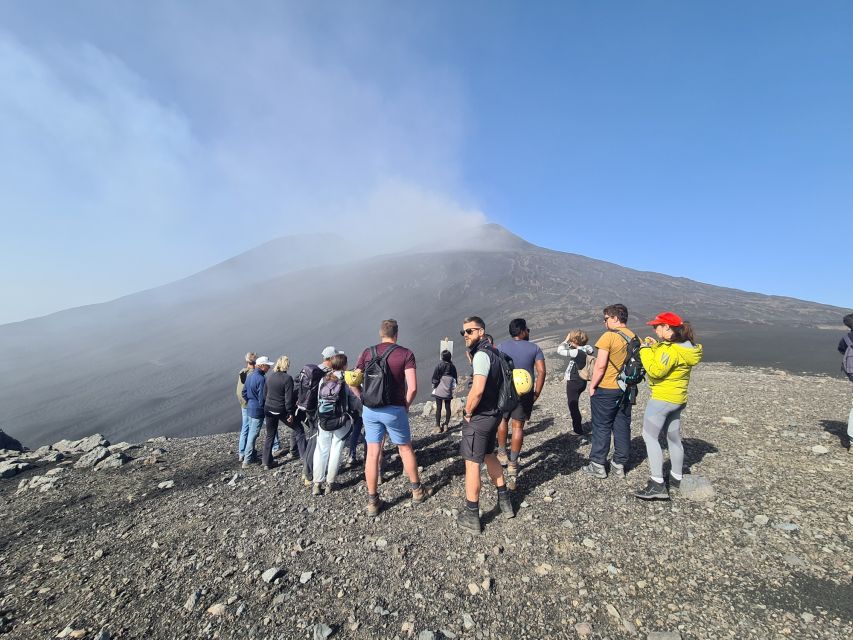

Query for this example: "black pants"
[262,413,281,468]
[435,397,451,426]
[565,379,588,434]
[298,409,318,478]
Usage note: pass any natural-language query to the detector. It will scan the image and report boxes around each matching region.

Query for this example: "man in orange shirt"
[582,304,636,479]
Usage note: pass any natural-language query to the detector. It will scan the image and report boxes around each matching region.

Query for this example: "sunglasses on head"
[460,327,481,336]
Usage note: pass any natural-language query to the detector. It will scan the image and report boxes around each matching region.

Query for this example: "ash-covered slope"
[0,224,846,446]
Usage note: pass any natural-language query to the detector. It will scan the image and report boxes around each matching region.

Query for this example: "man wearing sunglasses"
[458,316,514,534]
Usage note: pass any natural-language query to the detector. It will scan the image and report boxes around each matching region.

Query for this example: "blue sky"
[0,1,849,324]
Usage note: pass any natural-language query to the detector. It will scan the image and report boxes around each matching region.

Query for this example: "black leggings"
[435,397,451,425]
[565,379,588,434]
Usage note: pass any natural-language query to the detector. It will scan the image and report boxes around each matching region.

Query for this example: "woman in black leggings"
[557,330,594,437]
[431,350,458,433]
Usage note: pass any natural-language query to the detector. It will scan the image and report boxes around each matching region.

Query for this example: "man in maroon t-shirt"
[355,319,429,516]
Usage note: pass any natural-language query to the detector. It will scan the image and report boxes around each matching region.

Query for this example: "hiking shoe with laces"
[634,479,670,501]
[669,476,682,491]
[302,474,312,487]
[311,483,322,496]
[457,508,481,534]
[498,492,515,519]
[366,498,382,517]
[411,484,432,505]
[496,450,509,467]
[610,462,625,479]
[505,463,518,490]
[581,461,606,479]
[324,482,335,495]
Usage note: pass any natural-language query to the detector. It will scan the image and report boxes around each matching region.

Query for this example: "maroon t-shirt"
[355,342,417,407]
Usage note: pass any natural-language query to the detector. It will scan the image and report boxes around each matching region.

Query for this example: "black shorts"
[503,392,535,423]
[459,413,501,463]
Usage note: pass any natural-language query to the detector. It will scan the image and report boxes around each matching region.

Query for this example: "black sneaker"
[457,508,481,534]
[497,492,515,519]
[634,479,670,501]
[669,476,682,491]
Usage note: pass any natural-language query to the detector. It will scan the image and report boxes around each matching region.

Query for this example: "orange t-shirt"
[594,328,636,389]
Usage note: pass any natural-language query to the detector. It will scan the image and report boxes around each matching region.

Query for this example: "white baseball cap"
[255,356,274,366]
[321,346,344,359]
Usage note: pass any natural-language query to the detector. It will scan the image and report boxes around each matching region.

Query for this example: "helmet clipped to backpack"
[512,369,532,395]
[344,369,364,387]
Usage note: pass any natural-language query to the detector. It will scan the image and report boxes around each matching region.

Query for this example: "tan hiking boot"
[506,463,518,490]
[411,484,432,505]
[366,497,382,517]
[496,450,509,466]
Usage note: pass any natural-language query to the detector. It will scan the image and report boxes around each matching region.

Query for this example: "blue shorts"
[362,405,412,445]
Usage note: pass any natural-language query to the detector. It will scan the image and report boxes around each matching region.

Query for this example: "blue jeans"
[238,407,251,458]
[589,388,632,467]
[244,417,263,462]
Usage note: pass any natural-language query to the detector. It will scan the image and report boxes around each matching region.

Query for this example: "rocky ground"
[1,361,852,640]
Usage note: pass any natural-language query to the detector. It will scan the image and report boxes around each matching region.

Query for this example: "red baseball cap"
[646,312,683,327]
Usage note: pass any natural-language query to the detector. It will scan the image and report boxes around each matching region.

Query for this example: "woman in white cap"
[633,312,703,500]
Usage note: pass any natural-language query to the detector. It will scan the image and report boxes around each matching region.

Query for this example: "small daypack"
[361,345,399,408]
[577,350,596,381]
[842,334,853,382]
[296,364,325,412]
[612,331,645,404]
[485,346,520,414]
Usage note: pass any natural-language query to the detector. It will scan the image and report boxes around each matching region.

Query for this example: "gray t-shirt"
[472,351,490,376]
[497,339,544,376]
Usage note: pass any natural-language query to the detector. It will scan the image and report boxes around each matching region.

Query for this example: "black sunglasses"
[460,328,481,336]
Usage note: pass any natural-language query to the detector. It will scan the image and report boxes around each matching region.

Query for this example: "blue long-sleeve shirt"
[242,369,267,419]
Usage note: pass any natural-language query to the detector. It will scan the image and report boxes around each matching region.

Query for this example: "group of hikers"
[233,304,718,533]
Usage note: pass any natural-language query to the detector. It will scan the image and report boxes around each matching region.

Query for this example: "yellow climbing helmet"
[344,369,364,387]
[512,368,532,395]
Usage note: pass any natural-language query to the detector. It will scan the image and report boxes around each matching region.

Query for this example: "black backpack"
[361,345,399,408]
[612,330,645,403]
[296,364,325,412]
[484,346,520,414]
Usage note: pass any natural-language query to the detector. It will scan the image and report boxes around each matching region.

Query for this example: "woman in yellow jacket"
[633,312,703,500]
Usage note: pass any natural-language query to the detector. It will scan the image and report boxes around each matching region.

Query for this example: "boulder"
[450,397,466,418]
[0,430,23,452]
[52,439,79,453]
[75,434,110,453]
[74,446,110,469]
[0,460,33,478]
[94,453,129,471]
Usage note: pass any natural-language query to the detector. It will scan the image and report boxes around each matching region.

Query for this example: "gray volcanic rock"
[73,446,110,469]
[76,434,110,453]
[0,430,23,452]
[3,362,849,639]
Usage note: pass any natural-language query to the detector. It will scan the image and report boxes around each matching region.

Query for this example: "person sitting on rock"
[633,312,703,501]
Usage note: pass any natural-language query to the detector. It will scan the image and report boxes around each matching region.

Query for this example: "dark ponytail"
[671,322,695,344]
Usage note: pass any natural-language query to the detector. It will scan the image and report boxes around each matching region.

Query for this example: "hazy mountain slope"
[0,224,846,446]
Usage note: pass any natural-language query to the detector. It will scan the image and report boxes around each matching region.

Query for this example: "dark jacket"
[265,370,295,417]
[242,369,267,419]
[431,361,458,387]
[839,331,853,355]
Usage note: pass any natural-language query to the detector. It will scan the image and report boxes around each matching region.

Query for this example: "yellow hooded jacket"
[639,341,703,405]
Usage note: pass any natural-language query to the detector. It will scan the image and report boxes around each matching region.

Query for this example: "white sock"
[651,476,665,484]
[670,472,683,480]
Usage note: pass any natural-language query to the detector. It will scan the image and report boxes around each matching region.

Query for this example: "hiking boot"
[264,463,278,471]
[433,426,442,435]
[505,463,518,490]
[457,508,481,534]
[498,491,515,519]
[581,461,606,479]
[324,482,335,495]
[412,484,431,505]
[237,455,244,463]
[610,462,625,479]
[311,483,322,496]
[366,498,382,517]
[302,474,312,487]
[496,450,509,467]
[634,479,670,501]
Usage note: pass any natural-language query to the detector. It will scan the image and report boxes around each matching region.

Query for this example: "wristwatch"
[463,410,472,419]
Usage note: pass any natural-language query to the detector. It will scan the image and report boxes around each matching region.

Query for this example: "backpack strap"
[845,334,853,348]
[377,344,399,362]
